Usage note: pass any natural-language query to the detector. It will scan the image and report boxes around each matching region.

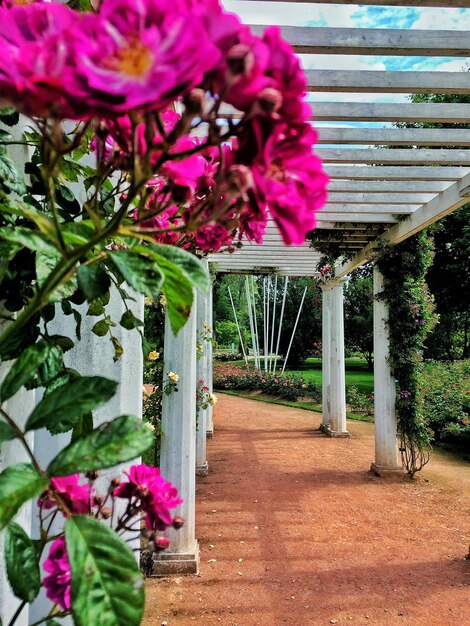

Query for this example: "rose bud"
[172,516,185,529]
[85,471,99,481]
[226,44,254,76]
[101,507,112,519]
[184,89,206,117]
[94,495,104,506]
[257,87,283,114]
[155,536,170,550]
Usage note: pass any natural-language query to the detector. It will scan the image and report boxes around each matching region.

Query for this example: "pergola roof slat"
[305,70,470,94]
[318,127,470,146]
[328,180,449,192]
[325,166,470,180]
[318,148,470,165]
[249,24,470,56]
[328,192,435,204]
[241,1,470,7]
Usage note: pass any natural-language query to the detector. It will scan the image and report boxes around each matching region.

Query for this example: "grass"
[226,357,375,395]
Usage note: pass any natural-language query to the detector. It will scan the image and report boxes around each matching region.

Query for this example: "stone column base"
[370,462,403,478]
[319,423,350,438]
[206,428,214,439]
[196,461,209,476]
[151,544,199,576]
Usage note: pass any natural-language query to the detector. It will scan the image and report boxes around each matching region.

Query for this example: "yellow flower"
[159,295,167,307]
[168,371,179,383]
[144,422,155,432]
[144,297,153,306]
[209,393,217,406]
[148,351,160,361]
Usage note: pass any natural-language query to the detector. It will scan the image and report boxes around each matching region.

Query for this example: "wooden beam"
[312,102,470,124]
[318,148,470,165]
[218,101,470,123]
[327,192,434,204]
[305,70,470,94]
[320,204,415,214]
[318,127,470,147]
[240,1,470,7]
[315,213,398,222]
[328,180,449,193]
[336,171,470,277]
[325,165,470,180]
[249,25,470,56]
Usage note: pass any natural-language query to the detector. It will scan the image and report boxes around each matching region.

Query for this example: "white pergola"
[207,1,470,469]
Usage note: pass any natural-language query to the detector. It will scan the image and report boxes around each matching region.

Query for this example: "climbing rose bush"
[0,0,327,250]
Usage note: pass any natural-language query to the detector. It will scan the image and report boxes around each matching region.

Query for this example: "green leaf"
[0,240,21,284]
[0,227,57,254]
[0,341,48,401]
[0,107,20,127]
[0,154,26,195]
[135,247,193,334]
[36,250,77,302]
[25,376,118,434]
[47,415,154,476]
[5,522,41,602]
[25,344,65,390]
[0,464,49,530]
[111,336,124,362]
[91,319,109,337]
[78,264,111,300]
[149,244,210,293]
[65,516,144,626]
[120,310,143,331]
[0,420,17,449]
[107,250,164,298]
[71,412,93,442]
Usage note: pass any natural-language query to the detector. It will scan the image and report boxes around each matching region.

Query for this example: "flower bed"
[214,362,320,402]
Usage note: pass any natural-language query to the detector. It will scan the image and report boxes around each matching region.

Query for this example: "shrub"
[346,385,374,415]
[213,363,320,402]
[421,360,470,447]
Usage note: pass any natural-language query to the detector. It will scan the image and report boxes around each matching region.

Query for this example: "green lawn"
[287,358,374,395]
[227,357,374,395]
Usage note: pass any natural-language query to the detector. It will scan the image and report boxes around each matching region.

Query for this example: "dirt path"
[144,393,470,626]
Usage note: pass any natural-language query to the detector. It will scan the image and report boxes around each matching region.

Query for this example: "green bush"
[346,385,374,415]
[421,360,470,447]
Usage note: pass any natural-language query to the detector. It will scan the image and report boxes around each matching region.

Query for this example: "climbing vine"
[376,231,438,476]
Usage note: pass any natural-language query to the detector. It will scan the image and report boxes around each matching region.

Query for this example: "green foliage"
[420,360,470,449]
[376,232,438,475]
[344,272,374,370]
[0,464,49,530]
[25,376,118,434]
[5,522,41,603]
[47,415,154,475]
[65,516,145,626]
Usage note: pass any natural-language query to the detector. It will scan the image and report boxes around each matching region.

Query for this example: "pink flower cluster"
[0,0,328,249]
[114,464,182,530]
[40,465,181,611]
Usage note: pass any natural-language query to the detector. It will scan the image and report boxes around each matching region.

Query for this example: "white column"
[206,281,214,438]
[196,286,209,476]
[321,279,348,437]
[154,306,198,575]
[0,315,36,626]
[320,285,331,429]
[29,289,144,622]
[371,267,401,476]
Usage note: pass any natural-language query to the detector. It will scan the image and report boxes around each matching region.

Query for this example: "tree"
[344,273,374,370]
[397,72,470,360]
